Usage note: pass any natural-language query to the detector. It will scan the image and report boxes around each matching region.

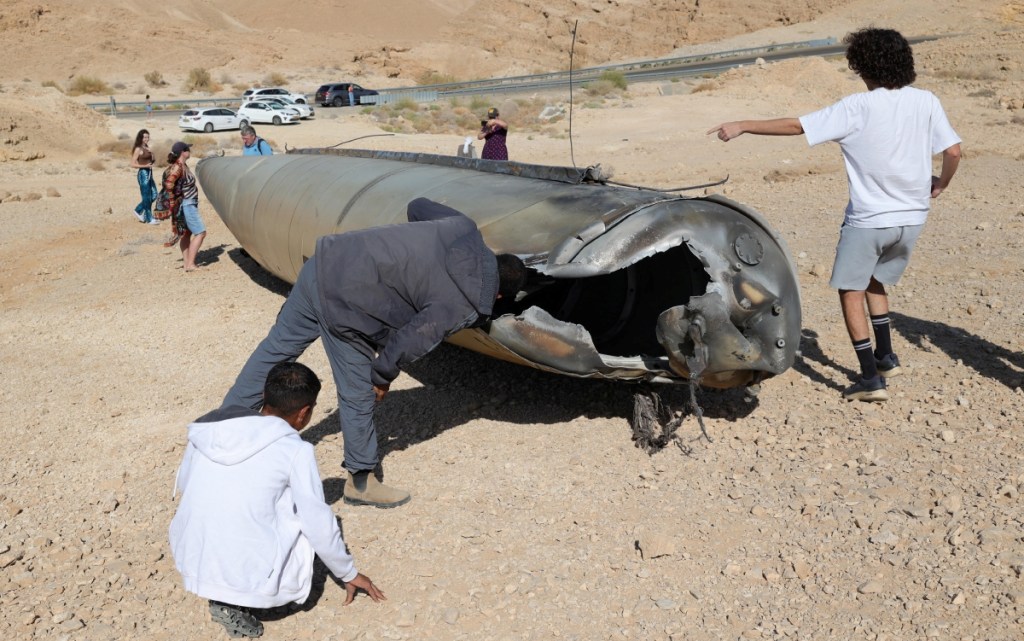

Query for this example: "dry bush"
[395,97,419,112]
[264,72,288,86]
[113,81,126,90]
[598,70,627,90]
[691,80,718,93]
[178,135,221,158]
[416,71,456,86]
[583,79,617,97]
[144,71,167,87]
[68,76,112,96]
[41,80,63,93]
[87,158,106,171]
[97,138,134,156]
[364,95,554,136]
[183,68,219,93]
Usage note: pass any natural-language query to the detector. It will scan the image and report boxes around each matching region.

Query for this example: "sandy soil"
[2,1,1024,640]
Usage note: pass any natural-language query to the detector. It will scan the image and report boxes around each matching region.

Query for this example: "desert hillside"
[0,0,888,85]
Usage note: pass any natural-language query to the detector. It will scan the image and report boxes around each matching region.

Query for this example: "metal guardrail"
[89,37,838,114]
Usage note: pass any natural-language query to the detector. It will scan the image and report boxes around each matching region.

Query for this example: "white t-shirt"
[799,87,960,228]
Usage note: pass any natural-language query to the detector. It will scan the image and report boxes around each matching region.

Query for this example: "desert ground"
[2,1,1024,640]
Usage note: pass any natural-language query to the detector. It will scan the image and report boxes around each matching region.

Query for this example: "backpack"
[153,166,183,220]
[256,137,271,155]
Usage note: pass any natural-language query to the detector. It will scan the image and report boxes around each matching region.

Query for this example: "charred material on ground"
[197,148,801,398]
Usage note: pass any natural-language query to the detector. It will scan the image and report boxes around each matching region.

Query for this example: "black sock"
[871,314,892,358]
[853,338,878,379]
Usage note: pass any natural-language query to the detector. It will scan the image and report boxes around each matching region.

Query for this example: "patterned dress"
[481,124,508,161]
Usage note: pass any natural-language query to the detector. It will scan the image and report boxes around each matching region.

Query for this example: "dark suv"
[315,83,379,107]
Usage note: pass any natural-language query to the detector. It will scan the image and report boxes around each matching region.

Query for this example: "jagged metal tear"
[197,148,802,389]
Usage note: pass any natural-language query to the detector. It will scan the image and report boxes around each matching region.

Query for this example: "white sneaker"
[132,210,145,223]
[147,219,161,225]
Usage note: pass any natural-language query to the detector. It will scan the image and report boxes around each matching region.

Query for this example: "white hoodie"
[169,407,357,608]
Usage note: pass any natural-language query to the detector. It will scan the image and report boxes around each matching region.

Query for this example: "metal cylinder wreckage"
[197,149,801,390]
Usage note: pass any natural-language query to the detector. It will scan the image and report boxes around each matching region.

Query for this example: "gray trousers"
[223,256,379,472]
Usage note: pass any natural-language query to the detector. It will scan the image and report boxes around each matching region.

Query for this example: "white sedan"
[237,102,299,126]
[252,96,314,119]
[178,107,242,133]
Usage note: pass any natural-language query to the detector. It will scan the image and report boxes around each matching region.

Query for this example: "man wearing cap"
[478,107,508,160]
[221,198,529,508]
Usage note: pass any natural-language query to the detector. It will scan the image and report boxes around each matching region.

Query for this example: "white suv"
[242,87,308,104]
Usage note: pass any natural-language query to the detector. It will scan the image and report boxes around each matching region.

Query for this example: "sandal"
[208,601,264,638]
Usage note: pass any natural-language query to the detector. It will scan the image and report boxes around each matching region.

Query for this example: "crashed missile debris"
[197,148,802,446]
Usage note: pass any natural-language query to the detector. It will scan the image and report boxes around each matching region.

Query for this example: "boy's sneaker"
[132,210,145,223]
[209,601,263,638]
[875,352,901,378]
[147,218,161,225]
[843,375,888,402]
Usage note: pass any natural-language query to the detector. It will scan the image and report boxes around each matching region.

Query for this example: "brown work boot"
[343,470,411,508]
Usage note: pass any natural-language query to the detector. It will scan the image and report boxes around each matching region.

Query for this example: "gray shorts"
[829,224,924,290]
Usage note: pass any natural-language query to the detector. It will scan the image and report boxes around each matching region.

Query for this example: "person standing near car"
[348,85,355,106]
[478,107,509,161]
[163,142,207,272]
[240,126,273,156]
[130,129,160,225]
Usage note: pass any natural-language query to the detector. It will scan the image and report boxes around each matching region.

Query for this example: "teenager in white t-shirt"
[707,28,961,402]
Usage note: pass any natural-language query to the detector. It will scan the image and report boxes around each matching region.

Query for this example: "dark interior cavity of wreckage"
[493,245,710,358]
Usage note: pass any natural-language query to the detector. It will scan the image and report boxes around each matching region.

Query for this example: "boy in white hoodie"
[169,362,385,637]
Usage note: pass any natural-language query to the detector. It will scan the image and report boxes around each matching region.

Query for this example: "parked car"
[315,82,379,107]
[241,87,308,104]
[252,96,314,119]
[237,101,299,126]
[178,107,242,133]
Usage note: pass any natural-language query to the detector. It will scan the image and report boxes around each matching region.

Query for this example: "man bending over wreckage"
[222,197,528,507]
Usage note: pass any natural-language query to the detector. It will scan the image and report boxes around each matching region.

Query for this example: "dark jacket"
[315,198,498,386]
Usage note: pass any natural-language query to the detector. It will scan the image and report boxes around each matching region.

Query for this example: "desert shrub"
[469,95,490,111]
[264,72,288,86]
[113,81,126,90]
[416,71,456,86]
[144,71,166,87]
[691,80,717,93]
[394,96,419,112]
[183,67,217,93]
[87,158,106,171]
[598,70,627,90]
[41,80,63,93]
[68,75,112,96]
[583,79,616,97]
[97,138,134,155]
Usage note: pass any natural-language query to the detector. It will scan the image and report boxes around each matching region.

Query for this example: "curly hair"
[843,28,916,89]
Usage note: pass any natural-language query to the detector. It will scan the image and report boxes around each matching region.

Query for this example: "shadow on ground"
[228,247,292,296]
[792,327,855,391]
[302,342,757,499]
[891,312,1024,389]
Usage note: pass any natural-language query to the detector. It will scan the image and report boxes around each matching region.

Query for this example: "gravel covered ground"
[3,10,1024,641]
